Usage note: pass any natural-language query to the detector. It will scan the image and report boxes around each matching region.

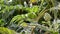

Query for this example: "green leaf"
[0,27,16,34]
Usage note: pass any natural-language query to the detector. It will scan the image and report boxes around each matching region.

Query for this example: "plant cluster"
[0,0,60,34]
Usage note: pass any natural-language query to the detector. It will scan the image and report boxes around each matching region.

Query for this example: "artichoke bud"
[44,13,52,21]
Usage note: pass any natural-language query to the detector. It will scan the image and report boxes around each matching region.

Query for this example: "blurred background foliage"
[0,0,60,34]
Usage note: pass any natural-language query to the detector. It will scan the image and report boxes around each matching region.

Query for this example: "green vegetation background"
[0,0,60,34]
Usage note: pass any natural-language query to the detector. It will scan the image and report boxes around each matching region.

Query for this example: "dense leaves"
[0,0,60,34]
